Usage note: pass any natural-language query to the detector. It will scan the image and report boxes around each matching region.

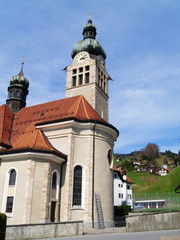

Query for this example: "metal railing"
[133,192,180,212]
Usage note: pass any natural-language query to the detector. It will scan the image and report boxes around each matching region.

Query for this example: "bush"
[0,213,7,240]
[114,205,131,216]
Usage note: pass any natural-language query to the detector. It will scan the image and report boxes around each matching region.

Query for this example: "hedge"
[0,213,7,240]
[114,205,131,216]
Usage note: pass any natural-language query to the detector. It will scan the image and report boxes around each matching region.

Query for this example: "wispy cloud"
[110,52,180,153]
[0,0,180,154]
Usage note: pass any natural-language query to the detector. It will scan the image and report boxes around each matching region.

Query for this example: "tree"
[174,155,180,166]
[142,143,160,160]
[120,160,134,171]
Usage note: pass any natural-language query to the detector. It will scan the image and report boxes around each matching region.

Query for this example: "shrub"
[0,213,7,240]
[114,205,131,216]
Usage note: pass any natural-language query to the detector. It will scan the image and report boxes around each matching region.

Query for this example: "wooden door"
[50,201,56,222]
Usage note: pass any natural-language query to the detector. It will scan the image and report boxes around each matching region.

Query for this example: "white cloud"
[109,52,180,153]
[0,0,180,154]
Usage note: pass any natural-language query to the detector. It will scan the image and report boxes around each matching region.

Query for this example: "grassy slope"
[147,167,180,193]
[127,167,180,193]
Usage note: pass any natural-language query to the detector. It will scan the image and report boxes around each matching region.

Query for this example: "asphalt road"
[35,229,180,240]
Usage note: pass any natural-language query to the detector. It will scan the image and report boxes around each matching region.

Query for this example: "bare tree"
[142,143,160,159]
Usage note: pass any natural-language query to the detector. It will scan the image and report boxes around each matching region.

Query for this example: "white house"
[158,164,169,176]
[113,167,133,208]
[159,168,169,176]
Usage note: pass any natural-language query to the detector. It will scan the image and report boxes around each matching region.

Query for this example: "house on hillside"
[131,159,141,171]
[113,167,133,208]
[158,165,169,176]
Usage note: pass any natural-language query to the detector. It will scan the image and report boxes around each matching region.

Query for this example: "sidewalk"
[83,226,126,235]
[160,236,180,240]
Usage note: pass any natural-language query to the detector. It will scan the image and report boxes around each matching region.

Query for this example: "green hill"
[127,167,180,194]
[146,167,180,193]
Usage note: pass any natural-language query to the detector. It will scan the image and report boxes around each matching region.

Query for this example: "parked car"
[133,204,145,211]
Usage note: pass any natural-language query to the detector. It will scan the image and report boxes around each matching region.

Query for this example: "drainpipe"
[48,165,52,222]
[59,161,66,221]
[92,122,96,228]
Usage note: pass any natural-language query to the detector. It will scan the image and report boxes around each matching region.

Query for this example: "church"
[0,18,119,228]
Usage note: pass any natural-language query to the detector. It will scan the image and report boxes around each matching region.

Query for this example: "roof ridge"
[74,95,82,117]
[31,129,54,151]
[31,129,39,149]
[81,96,90,119]
[17,95,80,112]
[32,129,67,159]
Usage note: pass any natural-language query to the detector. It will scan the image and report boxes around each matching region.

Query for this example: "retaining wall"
[6,221,83,240]
[126,212,180,232]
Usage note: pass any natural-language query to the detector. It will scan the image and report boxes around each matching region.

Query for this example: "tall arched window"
[52,172,57,189]
[9,169,16,186]
[73,165,82,206]
[107,149,113,167]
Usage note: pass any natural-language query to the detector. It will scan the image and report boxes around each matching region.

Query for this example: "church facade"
[0,19,119,228]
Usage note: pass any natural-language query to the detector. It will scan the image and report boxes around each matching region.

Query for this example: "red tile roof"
[0,95,114,158]
[113,167,134,184]
[0,105,13,148]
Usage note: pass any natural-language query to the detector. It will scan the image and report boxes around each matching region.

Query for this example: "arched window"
[52,172,57,189]
[9,169,16,186]
[9,90,13,98]
[107,149,113,167]
[73,165,82,206]
[16,90,20,97]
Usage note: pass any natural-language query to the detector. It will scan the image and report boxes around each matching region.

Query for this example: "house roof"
[0,95,118,158]
[113,167,134,184]
[0,105,13,148]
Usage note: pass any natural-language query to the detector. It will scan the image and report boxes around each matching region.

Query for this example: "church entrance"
[50,201,56,222]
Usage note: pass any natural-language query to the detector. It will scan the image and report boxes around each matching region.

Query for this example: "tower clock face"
[74,52,89,65]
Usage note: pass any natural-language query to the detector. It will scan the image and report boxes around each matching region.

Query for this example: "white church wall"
[0,155,63,225]
[0,158,32,225]
[94,135,114,227]
[41,121,116,227]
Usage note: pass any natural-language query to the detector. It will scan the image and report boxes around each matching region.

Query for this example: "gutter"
[92,122,96,228]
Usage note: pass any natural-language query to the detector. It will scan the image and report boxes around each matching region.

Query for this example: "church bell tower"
[65,18,110,122]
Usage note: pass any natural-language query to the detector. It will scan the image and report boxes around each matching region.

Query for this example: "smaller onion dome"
[10,61,29,89]
[82,19,97,39]
[71,19,106,59]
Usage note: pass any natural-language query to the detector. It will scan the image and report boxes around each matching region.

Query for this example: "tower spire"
[21,56,24,72]
[88,11,92,20]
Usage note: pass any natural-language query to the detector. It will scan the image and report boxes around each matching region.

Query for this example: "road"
[35,229,180,240]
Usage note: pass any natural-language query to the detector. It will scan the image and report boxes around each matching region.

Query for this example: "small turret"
[82,18,97,39]
[6,58,29,113]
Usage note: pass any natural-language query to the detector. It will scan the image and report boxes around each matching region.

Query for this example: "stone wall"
[6,221,83,240]
[126,212,180,232]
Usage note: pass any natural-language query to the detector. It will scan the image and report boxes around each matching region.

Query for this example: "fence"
[133,192,180,212]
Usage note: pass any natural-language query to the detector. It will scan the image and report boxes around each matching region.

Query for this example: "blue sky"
[0,0,180,154]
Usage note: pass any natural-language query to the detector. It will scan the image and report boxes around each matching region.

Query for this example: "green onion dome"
[71,19,106,59]
[10,68,29,89]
